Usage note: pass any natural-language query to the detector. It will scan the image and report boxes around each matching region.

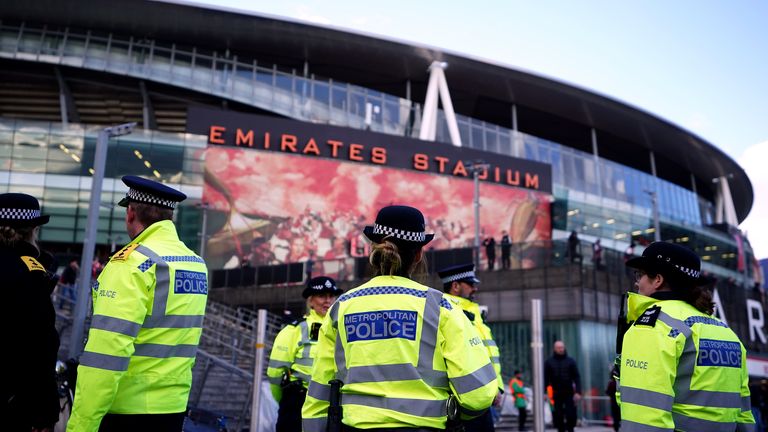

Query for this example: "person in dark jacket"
[0,193,60,431]
[544,340,582,432]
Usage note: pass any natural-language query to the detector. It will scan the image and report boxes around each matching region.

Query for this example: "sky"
[192,0,768,258]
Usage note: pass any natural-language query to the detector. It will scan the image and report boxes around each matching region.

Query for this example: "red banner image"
[203,147,551,270]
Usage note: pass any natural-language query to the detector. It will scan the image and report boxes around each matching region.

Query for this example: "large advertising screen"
[188,108,552,270]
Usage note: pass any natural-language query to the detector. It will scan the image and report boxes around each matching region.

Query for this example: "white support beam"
[419,61,462,146]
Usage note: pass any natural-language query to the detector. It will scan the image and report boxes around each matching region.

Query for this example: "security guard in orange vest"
[67,176,208,432]
[620,242,755,431]
[302,205,498,431]
[267,276,342,432]
[509,370,528,432]
[438,263,504,431]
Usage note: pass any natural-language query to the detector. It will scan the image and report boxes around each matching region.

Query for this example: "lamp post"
[466,160,489,269]
[197,201,210,260]
[69,122,136,358]
[643,189,661,242]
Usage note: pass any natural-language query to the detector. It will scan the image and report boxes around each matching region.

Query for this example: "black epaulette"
[463,310,476,322]
[634,305,661,327]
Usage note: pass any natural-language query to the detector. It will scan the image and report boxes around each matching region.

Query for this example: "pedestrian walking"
[620,241,755,430]
[302,205,498,431]
[0,193,60,432]
[267,276,342,432]
[67,176,209,432]
[544,340,581,432]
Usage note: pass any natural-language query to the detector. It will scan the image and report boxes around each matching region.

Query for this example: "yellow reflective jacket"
[619,292,755,432]
[302,275,497,431]
[445,294,504,393]
[67,220,208,432]
[267,309,325,401]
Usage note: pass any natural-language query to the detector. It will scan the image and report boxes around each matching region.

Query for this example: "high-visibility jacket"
[67,220,208,432]
[509,377,527,408]
[302,275,497,431]
[445,294,504,393]
[619,292,755,432]
[267,309,324,401]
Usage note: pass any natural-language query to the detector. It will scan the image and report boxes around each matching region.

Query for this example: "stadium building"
[2,0,766,415]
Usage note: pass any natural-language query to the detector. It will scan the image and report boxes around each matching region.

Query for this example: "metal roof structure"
[0,0,753,220]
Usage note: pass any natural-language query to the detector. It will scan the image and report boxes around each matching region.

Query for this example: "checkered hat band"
[674,264,700,279]
[127,189,177,209]
[441,271,476,284]
[0,207,41,220]
[372,223,426,242]
[655,254,700,279]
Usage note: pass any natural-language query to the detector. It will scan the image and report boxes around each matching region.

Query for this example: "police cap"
[437,263,480,285]
[302,276,343,299]
[118,175,186,210]
[0,193,50,227]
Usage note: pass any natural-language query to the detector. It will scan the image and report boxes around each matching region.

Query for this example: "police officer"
[67,176,209,432]
[437,263,505,431]
[302,205,498,431]
[620,241,755,431]
[267,276,342,432]
[0,193,60,431]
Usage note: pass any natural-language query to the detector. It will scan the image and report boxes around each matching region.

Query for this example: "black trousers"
[462,408,495,432]
[552,395,577,432]
[276,383,307,432]
[99,412,186,432]
[517,406,527,431]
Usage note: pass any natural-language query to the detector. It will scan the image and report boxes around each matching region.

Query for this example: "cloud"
[739,140,768,259]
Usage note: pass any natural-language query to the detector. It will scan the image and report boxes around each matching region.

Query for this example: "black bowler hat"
[626,241,703,287]
[0,193,50,227]
[363,205,434,247]
[302,276,343,299]
[118,175,186,209]
[437,263,480,285]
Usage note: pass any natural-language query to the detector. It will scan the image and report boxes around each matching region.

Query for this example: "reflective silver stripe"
[80,351,131,372]
[681,389,743,409]
[307,380,331,401]
[142,314,205,328]
[300,321,309,341]
[736,422,757,432]
[742,396,752,411]
[621,419,672,432]
[90,315,141,337]
[620,386,673,411]
[672,412,736,432]
[657,312,692,338]
[133,343,198,358]
[483,339,497,347]
[302,417,326,432]
[268,360,292,369]
[268,376,283,385]
[343,394,446,418]
[345,363,423,383]
[293,371,312,382]
[295,357,314,367]
[135,245,170,317]
[490,356,500,363]
[450,362,497,395]
[420,288,447,387]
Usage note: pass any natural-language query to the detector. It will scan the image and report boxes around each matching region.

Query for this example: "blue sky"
[193,0,768,258]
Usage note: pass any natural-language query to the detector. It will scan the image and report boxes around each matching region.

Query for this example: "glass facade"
[0,118,206,249]
[0,21,755,281]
